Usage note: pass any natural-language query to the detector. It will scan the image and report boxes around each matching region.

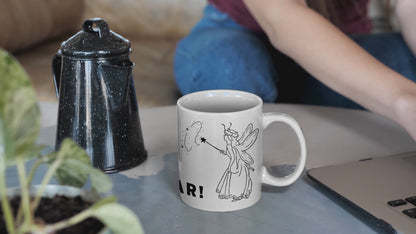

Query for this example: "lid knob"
[82,18,110,38]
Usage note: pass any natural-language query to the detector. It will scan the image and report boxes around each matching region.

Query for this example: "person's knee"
[174,39,194,94]
[174,28,277,102]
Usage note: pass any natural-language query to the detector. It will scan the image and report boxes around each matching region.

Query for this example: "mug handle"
[261,112,307,186]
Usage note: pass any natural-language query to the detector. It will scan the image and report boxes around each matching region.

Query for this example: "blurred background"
[0,0,397,108]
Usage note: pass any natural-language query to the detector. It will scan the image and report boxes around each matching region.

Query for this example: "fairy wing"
[238,123,253,143]
[240,151,254,165]
[235,124,258,165]
[237,128,259,151]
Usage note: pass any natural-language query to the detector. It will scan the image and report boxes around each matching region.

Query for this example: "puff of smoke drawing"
[182,121,202,152]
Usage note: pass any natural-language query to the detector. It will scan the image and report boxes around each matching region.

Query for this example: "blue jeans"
[174,4,416,109]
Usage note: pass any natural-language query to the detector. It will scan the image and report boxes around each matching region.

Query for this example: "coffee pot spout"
[98,60,134,109]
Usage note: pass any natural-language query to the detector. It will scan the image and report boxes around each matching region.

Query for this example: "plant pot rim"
[6,184,100,202]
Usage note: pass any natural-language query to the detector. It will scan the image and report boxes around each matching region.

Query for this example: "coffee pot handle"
[52,54,62,99]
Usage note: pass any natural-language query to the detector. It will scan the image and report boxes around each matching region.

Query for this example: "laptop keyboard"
[388,196,416,218]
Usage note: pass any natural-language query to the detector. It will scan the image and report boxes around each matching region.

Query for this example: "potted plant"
[0,50,144,234]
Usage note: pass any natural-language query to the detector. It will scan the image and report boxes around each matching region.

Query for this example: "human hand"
[395,93,416,142]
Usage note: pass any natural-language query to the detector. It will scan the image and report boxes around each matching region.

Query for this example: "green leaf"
[5,88,40,157]
[52,139,90,187]
[51,139,113,193]
[0,118,12,161]
[56,139,91,164]
[88,164,113,193]
[90,196,118,209]
[54,158,90,188]
[91,203,144,234]
[0,49,40,165]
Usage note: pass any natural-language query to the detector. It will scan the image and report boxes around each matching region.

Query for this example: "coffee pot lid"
[59,18,131,58]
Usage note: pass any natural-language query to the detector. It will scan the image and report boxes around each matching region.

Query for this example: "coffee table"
[36,102,416,233]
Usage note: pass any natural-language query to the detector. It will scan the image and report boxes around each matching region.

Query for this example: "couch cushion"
[0,0,84,52]
[83,0,205,39]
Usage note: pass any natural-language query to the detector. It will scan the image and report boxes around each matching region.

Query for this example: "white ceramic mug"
[177,90,306,212]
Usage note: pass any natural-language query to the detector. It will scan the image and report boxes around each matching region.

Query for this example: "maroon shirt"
[208,0,372,34]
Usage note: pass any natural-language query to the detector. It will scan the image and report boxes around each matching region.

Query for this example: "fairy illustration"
[202,123,259,202]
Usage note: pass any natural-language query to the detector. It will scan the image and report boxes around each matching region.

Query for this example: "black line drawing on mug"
[180,121,203,152]
[202,123,259,202]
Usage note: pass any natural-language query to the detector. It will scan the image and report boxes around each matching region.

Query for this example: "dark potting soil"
[0,195,104,234]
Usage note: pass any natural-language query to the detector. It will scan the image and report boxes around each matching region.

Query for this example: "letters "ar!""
[179,180,204,198]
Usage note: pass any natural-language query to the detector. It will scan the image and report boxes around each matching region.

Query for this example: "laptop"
[307,152,416,233]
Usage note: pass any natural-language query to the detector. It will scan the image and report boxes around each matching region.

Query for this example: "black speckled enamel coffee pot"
[52,18,147,173]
